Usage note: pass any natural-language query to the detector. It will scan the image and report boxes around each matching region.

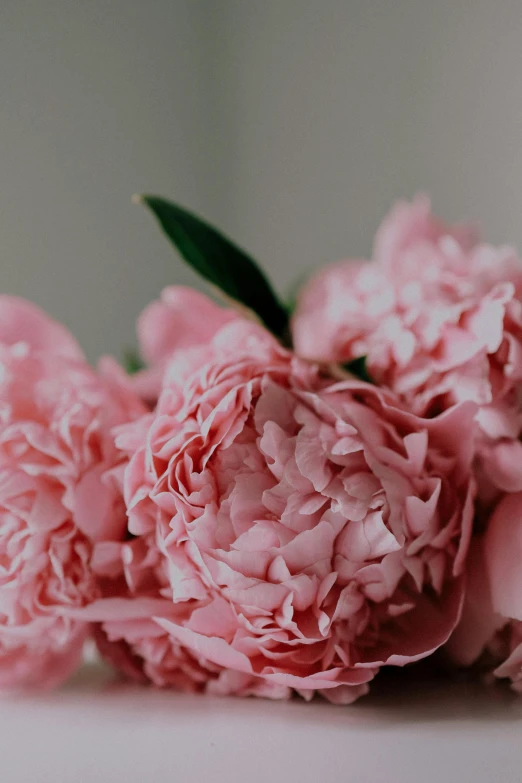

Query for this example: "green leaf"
[136,195,289,338]
[343,356,373,383]
[123,349,145,375]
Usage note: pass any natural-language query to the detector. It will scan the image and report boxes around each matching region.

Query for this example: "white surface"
[2,664,522,783]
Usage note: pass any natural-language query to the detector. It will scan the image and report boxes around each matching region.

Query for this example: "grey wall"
[2,1,522,359]
[0,0,223,360]
[218,1,522,293]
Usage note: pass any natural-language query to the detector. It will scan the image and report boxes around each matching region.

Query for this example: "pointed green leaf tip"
[137,195,289,338]
[123,349,145,375]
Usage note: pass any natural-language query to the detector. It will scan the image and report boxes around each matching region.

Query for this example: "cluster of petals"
[0,297,145,689]
[292,195,522,499]
[91,294,476,703]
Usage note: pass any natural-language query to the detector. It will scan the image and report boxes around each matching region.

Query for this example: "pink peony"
[0,298,146,689]
[446,493,522,692]
[92,311,475,703]
[131,286,237,403]
[292,195,522,499]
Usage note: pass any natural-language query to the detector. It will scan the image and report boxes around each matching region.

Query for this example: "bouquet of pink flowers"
[2,193,521,703]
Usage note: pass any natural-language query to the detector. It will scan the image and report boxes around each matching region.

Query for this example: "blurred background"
[2,0,522,360]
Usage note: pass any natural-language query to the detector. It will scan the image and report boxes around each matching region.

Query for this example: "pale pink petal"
[445,537,503,667]
[138,286,236,366]
[0,295,84,360]
[485,492,522,621]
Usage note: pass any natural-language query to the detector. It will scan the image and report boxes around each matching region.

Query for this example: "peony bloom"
[446,493,522,692]
[93,312,475,703]
[292,195,522,499]
[131,286,237,404]
[0,297,145,689]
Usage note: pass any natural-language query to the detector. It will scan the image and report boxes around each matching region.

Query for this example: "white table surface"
[2,662,521,783]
